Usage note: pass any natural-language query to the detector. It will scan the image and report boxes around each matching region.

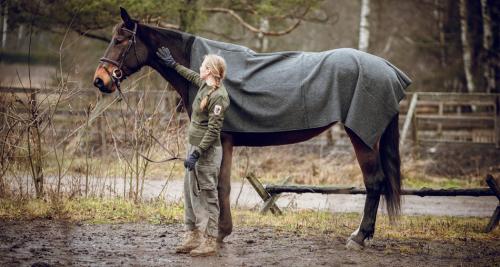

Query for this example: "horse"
[93,7,408,250]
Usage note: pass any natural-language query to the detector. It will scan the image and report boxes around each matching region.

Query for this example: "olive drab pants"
[184,144,223,237]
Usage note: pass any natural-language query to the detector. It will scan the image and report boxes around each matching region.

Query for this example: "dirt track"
[1,219,498,266]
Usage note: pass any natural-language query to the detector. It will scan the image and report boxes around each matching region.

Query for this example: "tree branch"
[148,17,180,30]
[203,7,310,36]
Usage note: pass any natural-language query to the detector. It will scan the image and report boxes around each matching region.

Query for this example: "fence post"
[437,101,443,137]
[411,110,419,146]
[260,176,293,215]
[495,95,499,148]
[400,93,418,147]
[246,173,282,215]
[484,175,500,232]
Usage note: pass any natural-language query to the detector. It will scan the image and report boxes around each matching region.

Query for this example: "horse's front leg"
[345,128,384,250]
[217,133,233,242]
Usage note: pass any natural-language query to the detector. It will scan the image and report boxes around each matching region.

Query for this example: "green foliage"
[6,0,183,38]
[5,0,325,42]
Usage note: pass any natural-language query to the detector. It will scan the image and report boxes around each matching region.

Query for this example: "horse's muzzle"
[94,77,113,94]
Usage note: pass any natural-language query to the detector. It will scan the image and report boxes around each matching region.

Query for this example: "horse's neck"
[142,25,195,115]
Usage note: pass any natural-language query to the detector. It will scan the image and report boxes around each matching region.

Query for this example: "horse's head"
[93,7,149,94]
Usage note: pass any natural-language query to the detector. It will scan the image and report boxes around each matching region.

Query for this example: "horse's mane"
[145,24,193,41]
[113,21,193,43]
[138,23,196,62]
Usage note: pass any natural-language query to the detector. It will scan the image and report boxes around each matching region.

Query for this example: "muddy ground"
[0,219,498,266]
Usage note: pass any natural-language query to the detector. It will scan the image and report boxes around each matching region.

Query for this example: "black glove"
[184,150,200,171]
[156,46,177,68]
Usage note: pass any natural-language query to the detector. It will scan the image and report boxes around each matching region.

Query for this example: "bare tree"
[434,0,447,68]
[480,0,495,93]
[358,0,371,52]
[2,2,7,49]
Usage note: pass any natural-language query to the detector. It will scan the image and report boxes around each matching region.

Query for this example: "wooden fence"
[246,173,500,233]
[0,86,175,117]
[399,92,500,148]
[1,86,499,148]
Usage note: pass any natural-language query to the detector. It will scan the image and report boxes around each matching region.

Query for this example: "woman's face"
[199,60,211,80]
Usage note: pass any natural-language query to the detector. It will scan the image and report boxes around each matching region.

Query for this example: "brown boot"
[189,235,218,257]
[175,229,203,254]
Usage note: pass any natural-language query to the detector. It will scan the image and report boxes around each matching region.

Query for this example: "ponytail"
[199,88,216,111]
[199,54,226,111]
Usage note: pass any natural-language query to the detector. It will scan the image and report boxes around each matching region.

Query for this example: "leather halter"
[99,23,138,90]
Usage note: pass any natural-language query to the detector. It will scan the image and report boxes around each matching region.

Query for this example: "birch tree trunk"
[434,0,447,67]
[2,4,7,49]
[17,25,24,47]
[480,0,495,93]
[459,0,476,93]
[358,0,371,52]
[257,18,270,52]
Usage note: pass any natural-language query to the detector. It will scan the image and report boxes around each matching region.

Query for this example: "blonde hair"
[200,54,227,111]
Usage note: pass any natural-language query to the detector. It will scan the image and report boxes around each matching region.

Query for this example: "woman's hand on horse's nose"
[156,46,177,68]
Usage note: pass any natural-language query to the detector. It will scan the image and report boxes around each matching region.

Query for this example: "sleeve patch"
[213,105,222,115]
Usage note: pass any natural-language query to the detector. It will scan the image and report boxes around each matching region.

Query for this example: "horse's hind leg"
[217,134,233,242]
[345,128,384,250]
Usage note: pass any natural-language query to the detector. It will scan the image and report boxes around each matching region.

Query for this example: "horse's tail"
[380,114,402,221]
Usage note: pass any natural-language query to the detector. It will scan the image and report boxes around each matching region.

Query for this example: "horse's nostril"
[94,77,104,88]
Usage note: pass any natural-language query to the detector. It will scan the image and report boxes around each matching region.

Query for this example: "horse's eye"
[114,38,125,45]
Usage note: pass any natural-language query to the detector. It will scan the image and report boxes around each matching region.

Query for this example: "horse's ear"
[120,7,135,29]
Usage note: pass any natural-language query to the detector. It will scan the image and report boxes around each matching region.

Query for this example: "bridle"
[99,22,138,91]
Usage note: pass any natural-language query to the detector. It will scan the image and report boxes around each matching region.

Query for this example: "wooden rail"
[247,174,500,233]
[399,92,500,147]
[265,185,495,197]
[0,86,180,155]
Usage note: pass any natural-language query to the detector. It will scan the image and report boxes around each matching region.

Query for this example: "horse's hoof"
[346,238,364,250]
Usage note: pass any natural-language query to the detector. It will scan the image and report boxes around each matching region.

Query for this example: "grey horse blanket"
[189,37,411,148]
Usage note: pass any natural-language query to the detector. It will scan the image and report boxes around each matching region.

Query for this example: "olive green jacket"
[174,64,230,154]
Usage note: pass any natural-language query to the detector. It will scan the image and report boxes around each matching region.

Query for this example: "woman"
[156,46,230,257]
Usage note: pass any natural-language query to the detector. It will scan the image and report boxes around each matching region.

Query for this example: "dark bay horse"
[93,8,403,250]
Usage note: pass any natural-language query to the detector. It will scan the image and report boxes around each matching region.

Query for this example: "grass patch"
[234,210,499,242]
[1,197,498,242]
[403,175,478,189]
[0,198,184,225]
